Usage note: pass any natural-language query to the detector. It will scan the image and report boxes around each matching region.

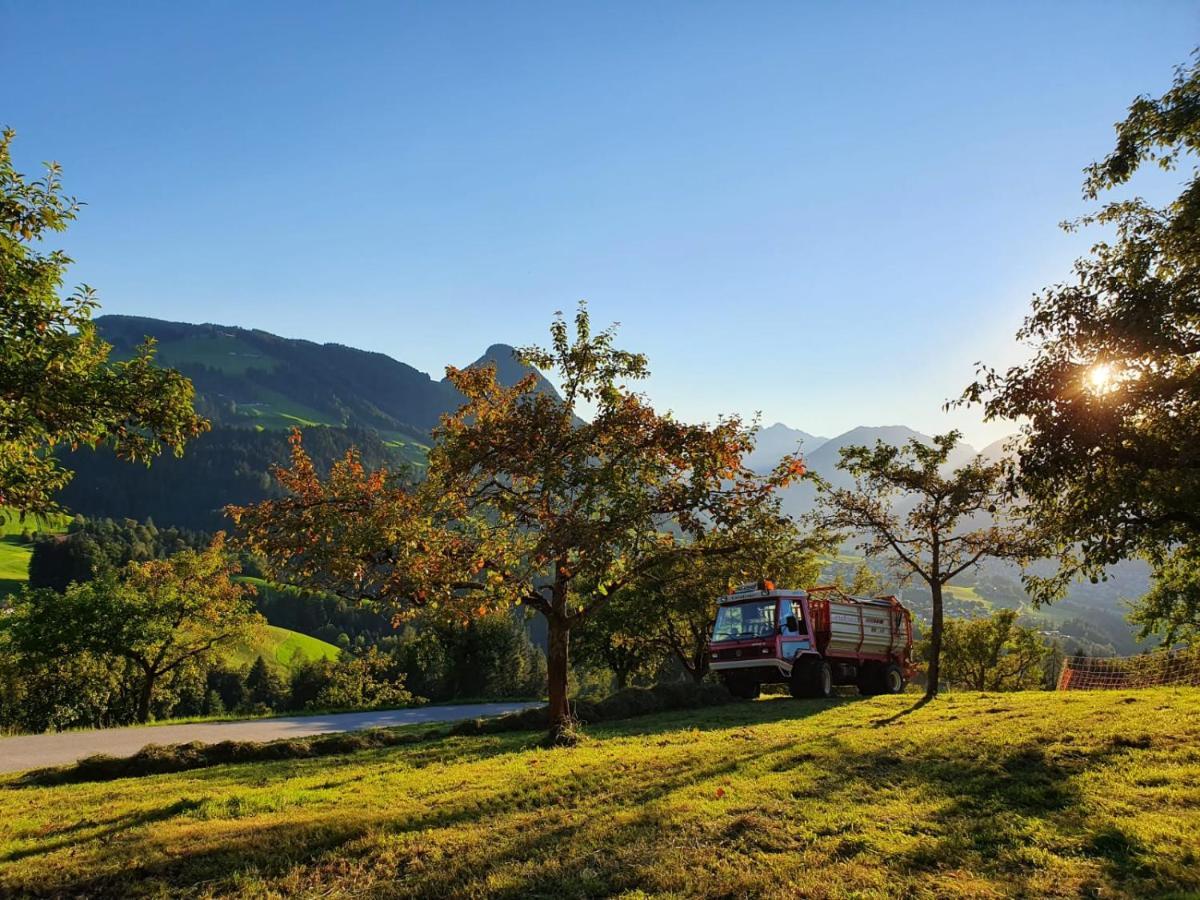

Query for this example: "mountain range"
[745,422,1013,519]
[96,316,557,457]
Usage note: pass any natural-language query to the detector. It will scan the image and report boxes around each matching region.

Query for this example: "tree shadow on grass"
[0,697,876,895]
[588,695,864,739]
[6,732,773,897]
[868,693,932,727]
[0,798,202,865]
[19,696,1153,898]
[14,700,1089,897]
[777,730,1169,897]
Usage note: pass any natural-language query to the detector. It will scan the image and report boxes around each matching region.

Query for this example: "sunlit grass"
[1,689,1196,897]
[221,624,341,673]
[0,537,33,597]
[0,510,68,597]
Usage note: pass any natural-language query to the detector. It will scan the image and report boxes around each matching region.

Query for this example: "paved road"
[0,702,542,775]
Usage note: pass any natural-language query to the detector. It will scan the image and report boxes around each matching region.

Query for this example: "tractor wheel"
[801,660,833,699]
[881,663,906,695]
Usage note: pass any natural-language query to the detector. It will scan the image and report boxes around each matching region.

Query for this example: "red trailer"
[708,582,914,699]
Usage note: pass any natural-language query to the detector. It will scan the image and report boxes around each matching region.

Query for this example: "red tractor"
[709,582,914,699]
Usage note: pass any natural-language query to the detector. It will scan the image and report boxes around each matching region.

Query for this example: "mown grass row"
[19,682,732,786]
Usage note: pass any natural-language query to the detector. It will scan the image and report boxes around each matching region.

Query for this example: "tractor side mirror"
[785,614,799,633]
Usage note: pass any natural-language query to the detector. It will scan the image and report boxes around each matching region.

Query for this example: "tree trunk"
[137,670,157,723]
[612,659,631,692]
[925,583,944,700]
[546,614,572,738]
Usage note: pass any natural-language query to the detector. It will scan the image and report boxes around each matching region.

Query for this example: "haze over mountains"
[743,422,1014,518]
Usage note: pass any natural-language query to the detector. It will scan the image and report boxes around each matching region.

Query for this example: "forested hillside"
[98,316,558,438]
[50,318,559,531]
[57,425,404,532]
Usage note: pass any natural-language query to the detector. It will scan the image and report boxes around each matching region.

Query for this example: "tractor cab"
[708,582,815,698]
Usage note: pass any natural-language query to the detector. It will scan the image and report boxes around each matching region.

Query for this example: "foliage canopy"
[2,535,260,721]
[0,129,207,518]
[960,56,1200,638]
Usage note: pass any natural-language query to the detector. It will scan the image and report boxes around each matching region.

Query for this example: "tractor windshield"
[711,600,777,642]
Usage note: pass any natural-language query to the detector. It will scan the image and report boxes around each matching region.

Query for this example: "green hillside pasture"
[942,583,992,617]
[154,332,274,376]
[226,385,339,431]
[0,511,69,597]
[383,435,431,468]
[147,333,344,430]
[1,689,1196,897]
[0,538,32,597]
[222,625,340,674]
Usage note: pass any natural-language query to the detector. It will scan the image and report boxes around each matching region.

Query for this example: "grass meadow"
[0,689,1196,898]
[0,512,67,597]
[223,624,341,674]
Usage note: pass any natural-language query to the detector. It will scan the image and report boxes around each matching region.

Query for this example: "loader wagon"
[708,583,915,699]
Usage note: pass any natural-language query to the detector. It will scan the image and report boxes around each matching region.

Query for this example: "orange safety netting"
[1057,647,1200,691]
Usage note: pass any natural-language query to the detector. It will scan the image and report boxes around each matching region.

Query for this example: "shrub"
[309,647,417,711]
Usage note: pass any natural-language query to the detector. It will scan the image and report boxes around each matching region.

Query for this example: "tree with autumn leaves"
[231,305,806,738]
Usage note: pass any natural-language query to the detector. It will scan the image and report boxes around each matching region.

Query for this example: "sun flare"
[1088,363,1113,391]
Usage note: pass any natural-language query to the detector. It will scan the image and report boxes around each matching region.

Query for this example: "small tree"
[812,432,1036,700]
[244,655,287,710]
[3,535,260,721]
[928,610,1048,692]
[571,592,661,691]
[231,306,802,738]
[311,648,416,711]
[0,129,208,517]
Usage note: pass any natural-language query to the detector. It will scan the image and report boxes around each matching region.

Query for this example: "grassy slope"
[1,689,1197,898]
[0,538,32,598]
[0,512,68,597]
[154,333,272,375]
[156,333,436,467]
[222,624,340,673]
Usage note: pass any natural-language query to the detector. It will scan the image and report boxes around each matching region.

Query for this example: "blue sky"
[2,2,1194,448]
